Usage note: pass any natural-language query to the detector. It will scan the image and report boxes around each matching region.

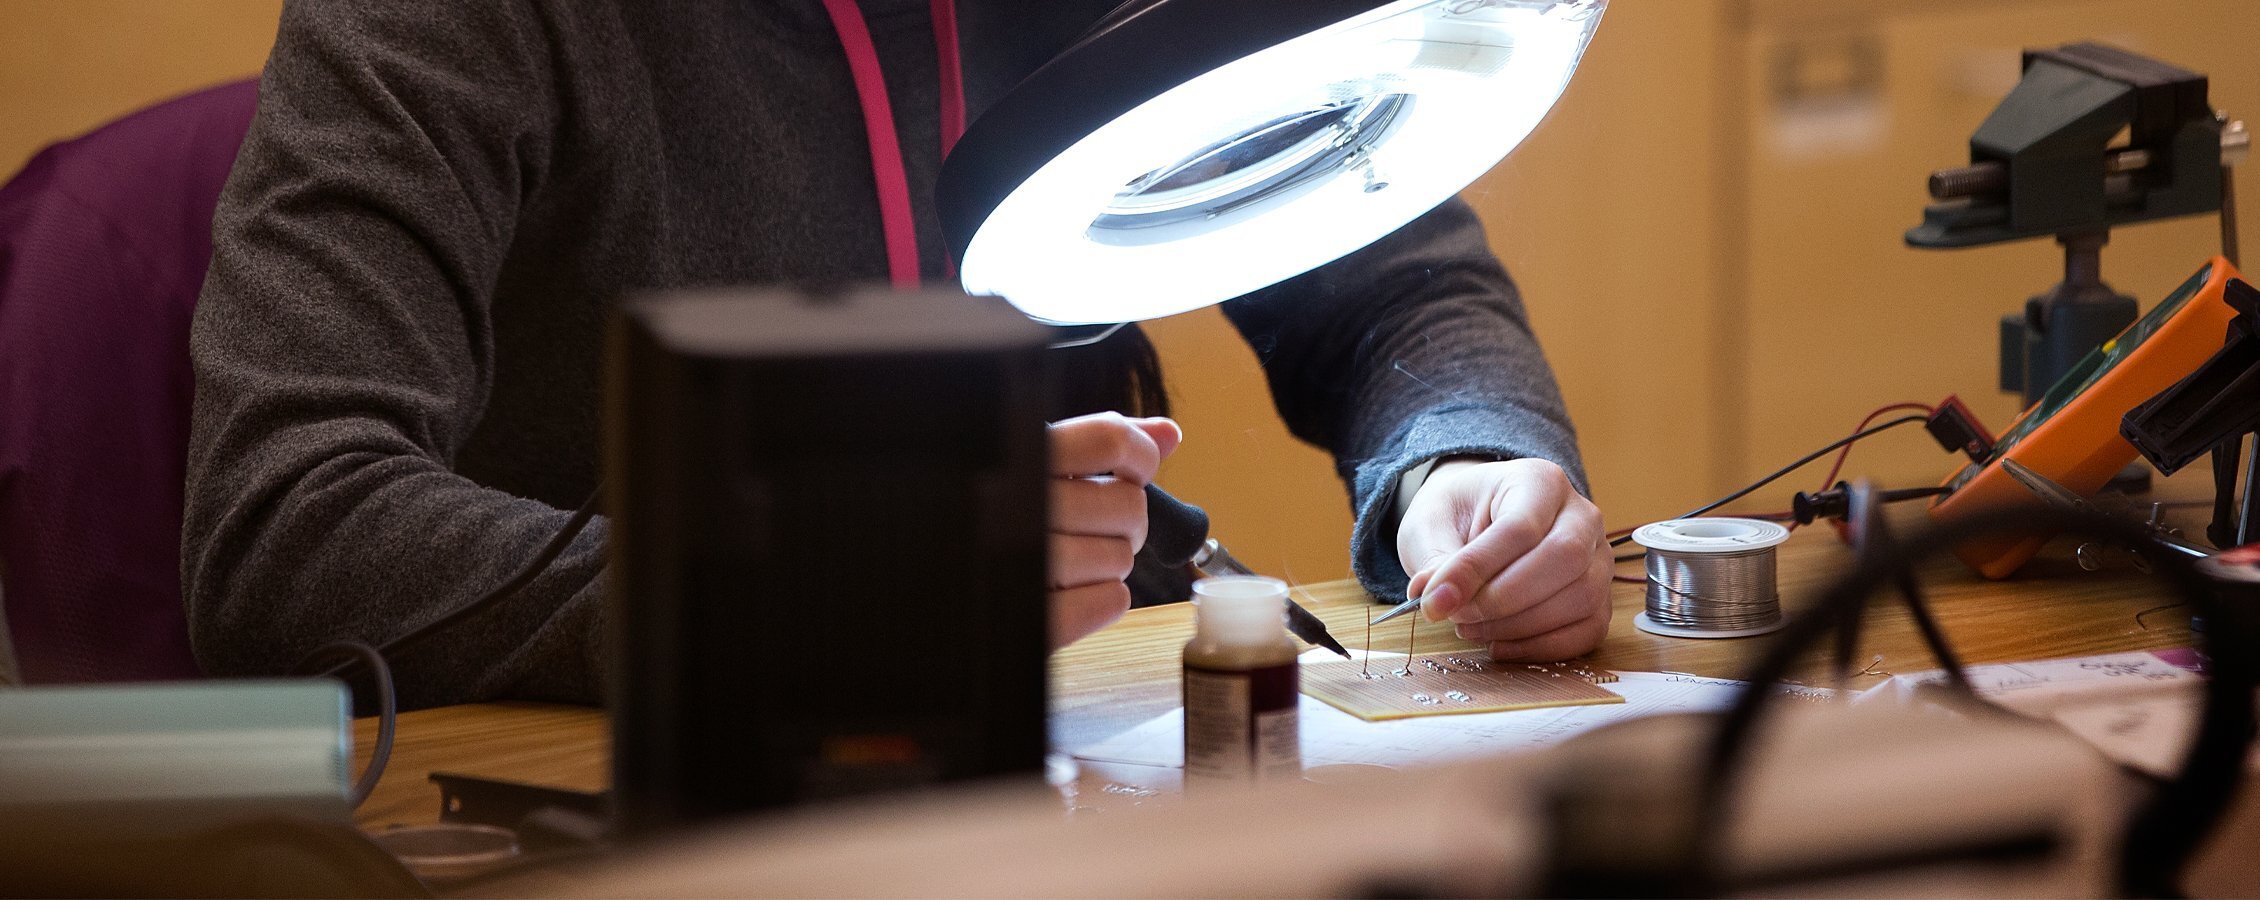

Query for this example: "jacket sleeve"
[1218,198,1586,604]
[184,0,607,706]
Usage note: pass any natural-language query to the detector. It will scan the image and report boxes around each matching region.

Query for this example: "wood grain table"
[1046,522,2194,750]
[355,515,2198,830]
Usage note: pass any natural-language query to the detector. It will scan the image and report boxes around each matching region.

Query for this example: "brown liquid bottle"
[1182,576,1301,789]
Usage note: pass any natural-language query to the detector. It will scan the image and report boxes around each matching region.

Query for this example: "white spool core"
[1630,518,1790,554]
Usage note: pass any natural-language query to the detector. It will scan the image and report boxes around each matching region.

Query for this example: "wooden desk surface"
[355,519,2195,830]
[1050,533,2196,749]
[354,702,609,829]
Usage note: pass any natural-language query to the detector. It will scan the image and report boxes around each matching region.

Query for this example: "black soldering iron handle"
[1143,484,1352,659]
[1141,483,1211,567]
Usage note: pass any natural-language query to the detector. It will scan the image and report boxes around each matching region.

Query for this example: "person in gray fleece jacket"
[184,0,1611,709]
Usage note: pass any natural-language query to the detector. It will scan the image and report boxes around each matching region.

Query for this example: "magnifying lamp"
[937,0,1607,326]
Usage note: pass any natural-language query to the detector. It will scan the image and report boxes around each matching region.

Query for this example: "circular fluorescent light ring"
[937,0,1608,325]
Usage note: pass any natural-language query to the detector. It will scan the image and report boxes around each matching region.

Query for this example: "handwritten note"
[1856,650,2199,717]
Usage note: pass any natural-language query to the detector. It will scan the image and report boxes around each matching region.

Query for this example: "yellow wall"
[1729,0,2260,494]
[1163,0,2260,583]
[7,0,2257,588]
[0,0,280,176]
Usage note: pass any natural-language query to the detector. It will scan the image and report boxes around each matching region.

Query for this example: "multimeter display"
[1944,263,2214,495]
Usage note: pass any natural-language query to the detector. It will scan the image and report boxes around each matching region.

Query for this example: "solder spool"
[1630,517,1790,639]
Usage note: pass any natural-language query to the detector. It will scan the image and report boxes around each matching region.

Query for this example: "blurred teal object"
[0,679,351,838]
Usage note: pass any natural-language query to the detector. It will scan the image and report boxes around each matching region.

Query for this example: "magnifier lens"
[1090,94,1411,245]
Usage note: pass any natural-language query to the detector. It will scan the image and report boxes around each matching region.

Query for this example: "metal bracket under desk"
[431,771,606,830]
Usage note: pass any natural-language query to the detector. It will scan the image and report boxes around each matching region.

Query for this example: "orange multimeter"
[1929,257,2244,578]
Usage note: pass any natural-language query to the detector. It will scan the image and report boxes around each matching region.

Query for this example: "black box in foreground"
[605,286,1051,835]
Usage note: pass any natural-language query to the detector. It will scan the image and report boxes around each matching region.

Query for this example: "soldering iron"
[1143,484,1352,658]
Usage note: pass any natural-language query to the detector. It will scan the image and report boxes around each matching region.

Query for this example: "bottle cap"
[1192,576,1289,644]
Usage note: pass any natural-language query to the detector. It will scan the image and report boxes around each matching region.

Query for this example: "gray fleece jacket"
[185,0,1585,708]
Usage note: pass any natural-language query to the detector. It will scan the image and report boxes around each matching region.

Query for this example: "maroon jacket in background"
[0,79,259,682]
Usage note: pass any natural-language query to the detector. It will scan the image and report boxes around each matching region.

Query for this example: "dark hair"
[1049,323,1170,420]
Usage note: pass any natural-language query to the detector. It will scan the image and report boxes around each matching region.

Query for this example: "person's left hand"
[1395,457,1611,660]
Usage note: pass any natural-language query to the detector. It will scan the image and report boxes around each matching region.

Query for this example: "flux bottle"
[1182,575,1301,788]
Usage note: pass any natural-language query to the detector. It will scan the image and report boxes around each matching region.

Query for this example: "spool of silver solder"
[1631,518,1790,639]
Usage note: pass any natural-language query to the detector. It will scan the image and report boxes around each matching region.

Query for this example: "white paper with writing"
[1073,663,1830,771]
[1857,650,2198,718]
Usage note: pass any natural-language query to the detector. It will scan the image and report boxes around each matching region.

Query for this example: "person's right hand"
[1048,412,1183,649]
